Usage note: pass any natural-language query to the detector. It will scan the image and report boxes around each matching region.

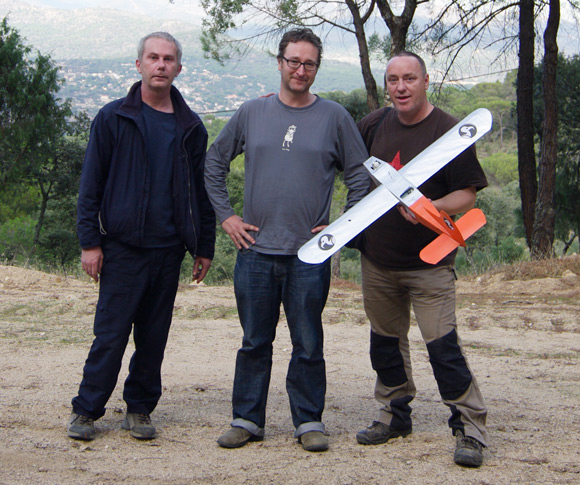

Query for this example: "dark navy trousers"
[72,239,185,419]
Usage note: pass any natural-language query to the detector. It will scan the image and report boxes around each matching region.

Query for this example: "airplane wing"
[297,185,398,264]
[400,108,493,186]
[298,108,493,265]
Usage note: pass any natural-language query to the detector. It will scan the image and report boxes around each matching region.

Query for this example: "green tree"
[30,114,89,246]
[425,0,567,259]
[0,19,87,262]
[1,18,71,184]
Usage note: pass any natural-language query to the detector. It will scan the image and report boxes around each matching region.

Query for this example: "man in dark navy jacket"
[68,32,215,441]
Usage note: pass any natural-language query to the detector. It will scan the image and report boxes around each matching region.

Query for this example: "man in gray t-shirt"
[205,28,369,452]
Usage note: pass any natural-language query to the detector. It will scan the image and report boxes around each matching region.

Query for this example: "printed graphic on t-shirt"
[282,124,297,151]
[390,151,403,171]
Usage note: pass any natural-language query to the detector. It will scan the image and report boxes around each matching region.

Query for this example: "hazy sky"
[7,0,580,83]
[20,0,204,24]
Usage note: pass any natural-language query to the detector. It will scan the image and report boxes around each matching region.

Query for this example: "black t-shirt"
[142,102,181,248]
[357,106,488,269]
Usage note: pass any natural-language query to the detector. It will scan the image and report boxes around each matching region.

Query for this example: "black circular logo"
[458,123,477,138]
[318,234,335,251]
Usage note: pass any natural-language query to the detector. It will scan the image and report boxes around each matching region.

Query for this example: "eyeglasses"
[282,56,319,72]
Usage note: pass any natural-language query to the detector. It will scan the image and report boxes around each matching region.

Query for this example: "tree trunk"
[531,0,560,259]
[375,0,416,104]
[34,181,52,248]
[345,0,380,112]
[561,232,577,256]
[516,0,537,248]
[331,252,341,279]
[375,0,416,54]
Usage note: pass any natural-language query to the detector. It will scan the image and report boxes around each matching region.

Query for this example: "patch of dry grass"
[486,254,580,281]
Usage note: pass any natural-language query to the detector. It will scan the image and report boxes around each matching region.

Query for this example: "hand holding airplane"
[297,108,493,265]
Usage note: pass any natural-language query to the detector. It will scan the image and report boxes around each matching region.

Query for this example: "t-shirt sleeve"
[337,112,370,209]
[204,105,247,223]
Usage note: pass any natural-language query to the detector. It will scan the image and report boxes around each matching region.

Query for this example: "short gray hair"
[138,32,182,64]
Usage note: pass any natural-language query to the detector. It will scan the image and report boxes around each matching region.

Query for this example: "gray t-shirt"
[205,94,369,255]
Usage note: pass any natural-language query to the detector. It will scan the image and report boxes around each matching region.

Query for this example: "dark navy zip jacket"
[77,81,216,260]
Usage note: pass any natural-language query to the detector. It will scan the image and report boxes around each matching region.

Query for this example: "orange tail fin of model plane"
[419,208,487,265]
[408,197,466,247]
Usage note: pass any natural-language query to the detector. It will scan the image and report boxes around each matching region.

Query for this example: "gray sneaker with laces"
[122,413,156,440]
[67,412,96,440]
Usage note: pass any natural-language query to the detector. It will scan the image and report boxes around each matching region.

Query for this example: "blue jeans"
[231,249,330,437]
[72,239,185,419]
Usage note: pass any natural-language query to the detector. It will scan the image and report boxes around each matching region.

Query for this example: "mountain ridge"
[1,0,370,116]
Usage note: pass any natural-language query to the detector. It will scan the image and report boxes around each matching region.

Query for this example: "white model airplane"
[298,108,493,265]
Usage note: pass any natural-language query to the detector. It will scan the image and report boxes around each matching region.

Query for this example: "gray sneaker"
[299,431,329,452]
[454,431,483,467]
[217,426,263,448]
[67,412,96,441]
[122,413,156,440]
[356,421,412,445]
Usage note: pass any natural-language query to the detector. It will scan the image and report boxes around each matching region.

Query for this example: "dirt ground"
[1,257,579,484]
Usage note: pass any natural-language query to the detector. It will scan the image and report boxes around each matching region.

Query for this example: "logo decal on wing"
[459,124,477,138]
[318,234,335,251]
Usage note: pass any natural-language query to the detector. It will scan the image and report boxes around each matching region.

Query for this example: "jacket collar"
[119,81,201,131]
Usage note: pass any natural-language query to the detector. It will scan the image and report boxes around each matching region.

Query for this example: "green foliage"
[225,158,246,216]
[203,115,229,143]
[490,235,526,263]
[432,74,517,154]
[0,17,72,185]
[0,183,38,224]
[456,182,527,274]
[481,152,519,185]
[181,134,245,284]
[205,229,239,284]
[318,87,384,122]
[476,183,523,244]
[201,154,247,283]
[455,236,528,275]
[36,196,80,273]
[336,247,362,284]
[200,0,251,62]
[1,19,88,270]
[37,228,79,273]
[0,215,36,262]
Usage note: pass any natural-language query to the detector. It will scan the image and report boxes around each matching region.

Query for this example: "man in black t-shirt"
[355,51,488,468]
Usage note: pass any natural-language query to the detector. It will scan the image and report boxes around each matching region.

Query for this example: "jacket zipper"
[182,125,198,248]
